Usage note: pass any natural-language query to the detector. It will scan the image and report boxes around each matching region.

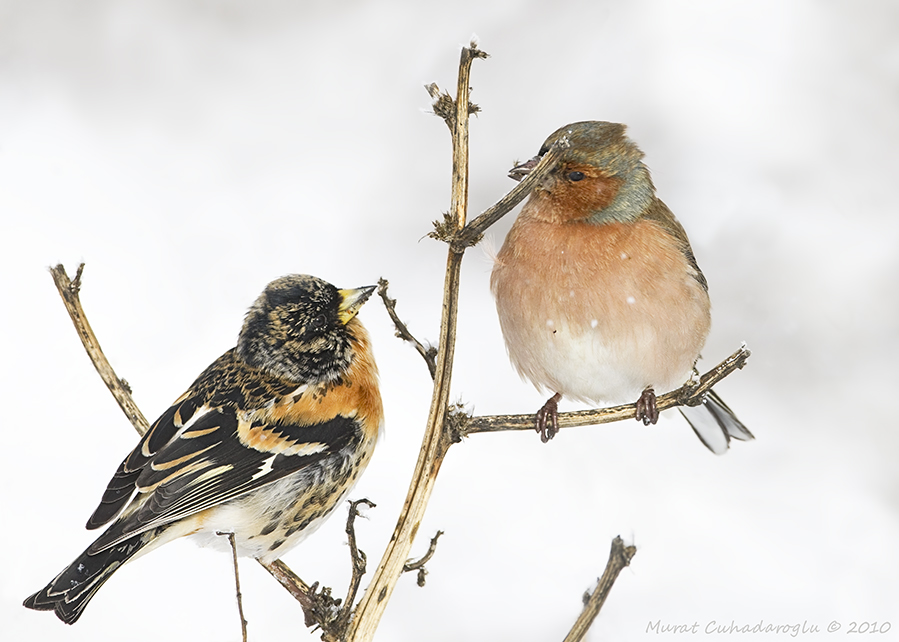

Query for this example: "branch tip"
[403,530,444,588]
[376,278,437,379]
[562,536,637,642]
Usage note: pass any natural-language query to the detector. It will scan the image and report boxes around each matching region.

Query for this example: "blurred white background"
[2,1,898,640]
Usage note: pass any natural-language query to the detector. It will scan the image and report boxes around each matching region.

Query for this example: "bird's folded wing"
[87,395,361,554]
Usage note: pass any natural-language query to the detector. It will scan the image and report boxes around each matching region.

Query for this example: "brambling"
[24,274,383,624]
[491,121,753,453]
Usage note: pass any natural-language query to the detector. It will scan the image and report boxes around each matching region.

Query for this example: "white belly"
[498,310,693,404]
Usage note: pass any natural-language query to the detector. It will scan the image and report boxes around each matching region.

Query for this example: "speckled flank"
[198,429,375,562]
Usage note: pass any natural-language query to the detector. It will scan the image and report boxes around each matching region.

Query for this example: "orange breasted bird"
[491,121,753,452]
[24,274,383,624]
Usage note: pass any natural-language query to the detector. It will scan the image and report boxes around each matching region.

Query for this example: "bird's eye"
[307,314,327,333]
[568,171,585,182]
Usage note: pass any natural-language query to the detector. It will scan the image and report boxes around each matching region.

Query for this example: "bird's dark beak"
[337,285,376,324]
[508,155,541,182]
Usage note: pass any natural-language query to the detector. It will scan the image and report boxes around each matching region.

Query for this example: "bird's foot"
[535,393,562,442]
[635,387,659,425]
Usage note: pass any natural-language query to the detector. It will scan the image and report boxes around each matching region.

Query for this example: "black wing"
[85,350,361,553]
[88,401,360,553]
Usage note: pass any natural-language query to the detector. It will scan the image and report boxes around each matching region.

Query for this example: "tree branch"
[403,530,444,588]
[328,499,376,640]
[562,536,637,642]
[218,531,249,642]
[452,141,566,251]
[258,560,320,627]
[49,263,150,436]
[345,41,487,642]
[457,346,751,436]
[376,278,437,379]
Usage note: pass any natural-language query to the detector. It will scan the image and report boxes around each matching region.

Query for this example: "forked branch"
[345,42,487,642]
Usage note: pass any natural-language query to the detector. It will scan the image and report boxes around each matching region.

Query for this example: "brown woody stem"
[346,42,487,642]
[562,536,637,642]
[459,346,750,436]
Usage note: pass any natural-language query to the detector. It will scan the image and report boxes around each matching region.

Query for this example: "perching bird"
[491,121,752,453]
[24,274,383,624]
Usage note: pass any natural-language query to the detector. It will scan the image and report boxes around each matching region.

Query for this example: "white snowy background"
[2,1,898,640]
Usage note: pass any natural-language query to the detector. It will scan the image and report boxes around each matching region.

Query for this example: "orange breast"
[491,214,710,401]
[253,320,383,443]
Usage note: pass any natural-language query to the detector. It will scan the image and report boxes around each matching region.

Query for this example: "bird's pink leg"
[535,392,562,442]
[635,387,659,425]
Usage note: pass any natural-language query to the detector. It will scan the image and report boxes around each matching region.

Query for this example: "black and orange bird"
[491,121,753,453]
[24,274,383,624]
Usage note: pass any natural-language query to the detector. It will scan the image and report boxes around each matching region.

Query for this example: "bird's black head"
[237,274,375,384]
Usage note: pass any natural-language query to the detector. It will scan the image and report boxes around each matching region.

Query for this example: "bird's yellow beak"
[337,285,376,324]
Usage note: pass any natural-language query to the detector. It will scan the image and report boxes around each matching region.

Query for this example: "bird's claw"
[535,393,562,442]
[635,387,659,425]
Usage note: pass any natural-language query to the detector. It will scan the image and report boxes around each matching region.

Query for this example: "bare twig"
[330,499,376,638]
[48,263,322,628]
[402,530,443,573]
[259,560,322,626]
[49,264,150,436]
[377,278,437,379]
[452,141,567,251]
[218,532,248,642]
[562,536,637,642]
[346,41,487,642]
[403,530,444,587]
[457,346,751,436]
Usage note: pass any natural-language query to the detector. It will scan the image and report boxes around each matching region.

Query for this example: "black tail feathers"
[24,534,149,624]
[678,389,754,455]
